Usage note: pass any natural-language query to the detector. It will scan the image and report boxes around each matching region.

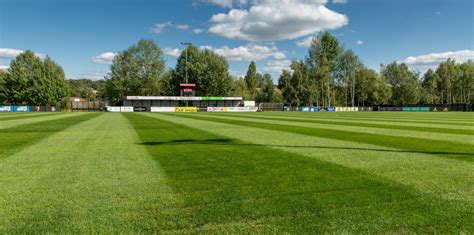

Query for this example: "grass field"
[1,111,473,233]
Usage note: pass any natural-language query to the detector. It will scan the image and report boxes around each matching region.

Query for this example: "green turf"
[170,113,474,162]
[0,112,472,233]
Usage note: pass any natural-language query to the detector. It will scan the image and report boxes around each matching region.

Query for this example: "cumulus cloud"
[0,65,9,71]
[163,44,285,62]
[356,40,364,45]
[199,0,248,8]
[176,24,190,30]
[399,50,474,68]
[193,28,204,34]
[263,60,292,74]
[150,21,189,34]
[92,52,117,65]
[80,71,109,81]
[200,44,286,61]
[0,48,24,59]
[163,48,182,58]
[208,0,348,41]
[296,36,315,48]
[0,48,44,59]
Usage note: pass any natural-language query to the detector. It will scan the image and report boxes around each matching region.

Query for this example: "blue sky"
[0,0,473,81]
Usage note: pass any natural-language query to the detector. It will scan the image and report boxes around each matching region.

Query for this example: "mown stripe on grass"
[0,113,180,233]
[0,113,60,121]
[193,114,474,145]
[0,113,84,130]
[232,112,474,130]
[125,113,472,233]
[261,112,474,126]
[148,113,473,205]
[171,113,474,162]
[221,113,474,135]
[0,113,100,160]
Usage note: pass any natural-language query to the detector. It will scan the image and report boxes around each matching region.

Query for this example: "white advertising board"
[207,107,228,112]
[107,106,121,112]
[227,107,258,112]
[0,106,12,112]
[244,101,256,107]
[151,107,176,112]
[120,106,134,112]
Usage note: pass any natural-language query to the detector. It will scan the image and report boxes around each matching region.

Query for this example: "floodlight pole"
[181,42,192,84]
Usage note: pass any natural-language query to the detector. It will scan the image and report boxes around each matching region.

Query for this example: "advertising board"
[0,106,12,112]
[120,106,134,112]
[175,107,198,112]
[301,107,319,112]
[227,107,258,112]
[151,107,176,112]
[244,101,256,107]
[14,106,30,112]
[106,106,121,112]
[207,107,228,112]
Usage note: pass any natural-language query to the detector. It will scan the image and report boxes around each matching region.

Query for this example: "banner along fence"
[0,105,61,112]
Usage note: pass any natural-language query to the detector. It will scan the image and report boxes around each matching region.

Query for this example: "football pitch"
[0,112,473,233]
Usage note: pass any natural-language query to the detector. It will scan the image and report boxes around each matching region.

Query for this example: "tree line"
[277,33,473,107]
[1,35,472,107]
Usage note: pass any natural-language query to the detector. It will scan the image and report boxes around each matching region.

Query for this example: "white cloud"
[199,0,248,8]
[399,49,474,69]
[0,48,23,59]
[200,44,286,61]
[163,43,285,62]
[332,0,347,4]
[150,21,189,34]
[263,60,292,74]
[208,0,348,41]
[356,40,363,45]
[150,21,172,34]
[296,36,315,48]
[0,48,44,59]
[193,28,204,34]
[92,52,117,65]
[81,72,109,81]
[163,48,182,58]
[0,65,9,71]
[176,24,190,30]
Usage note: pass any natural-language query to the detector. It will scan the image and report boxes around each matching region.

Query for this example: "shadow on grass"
[139,138,474,157]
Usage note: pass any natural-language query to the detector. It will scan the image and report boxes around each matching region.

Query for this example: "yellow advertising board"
[175,107,198,112]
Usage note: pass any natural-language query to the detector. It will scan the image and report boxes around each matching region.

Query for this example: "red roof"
[180,83,196,87]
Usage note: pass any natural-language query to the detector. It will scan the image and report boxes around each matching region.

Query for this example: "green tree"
[43,56,68,106]
[68,79,100,101]
[456,61,473,103]
[172,45,204,95]
[244,61,258,99]
[160,70,175,96]
[233,77,248,98]
[172,46,233,96]
[334,49,362,106]
[3,50,43,105]
[278,70,295,106]
[435,58,459,104]
[256,74,275,103]
[421,69,439,104]
[0,70,6,103]
[306,32,343,106]
[2,51,67,106]
[105,39,165,105]
[381,62,420,105]
[373,75,392,105]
